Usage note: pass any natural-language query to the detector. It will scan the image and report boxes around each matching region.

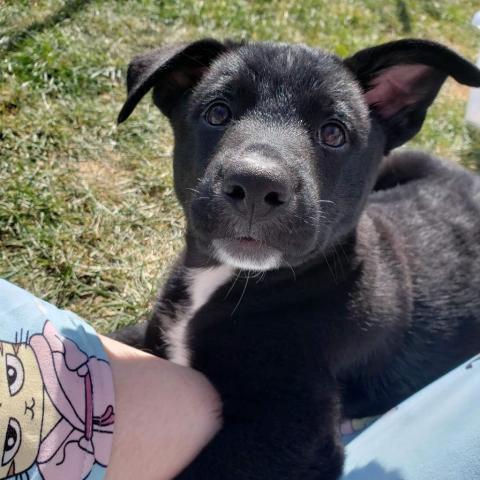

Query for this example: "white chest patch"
[167,265,234,366]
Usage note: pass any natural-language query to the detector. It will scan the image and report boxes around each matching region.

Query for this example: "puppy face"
[118,39,480,271]
[175,43,380,270]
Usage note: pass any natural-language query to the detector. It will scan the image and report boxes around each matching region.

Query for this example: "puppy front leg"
[108,321,148,349]
[174,385,344,480]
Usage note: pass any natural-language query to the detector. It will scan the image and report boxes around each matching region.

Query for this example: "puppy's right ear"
[117,39,228,123]
[345,39,480,152]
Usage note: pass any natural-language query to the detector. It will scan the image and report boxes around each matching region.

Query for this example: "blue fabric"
[341,354,480,480]
[0,279,108,363]
[0,280,113,480]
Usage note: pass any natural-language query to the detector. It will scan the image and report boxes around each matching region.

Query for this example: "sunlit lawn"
[1,0,479,331]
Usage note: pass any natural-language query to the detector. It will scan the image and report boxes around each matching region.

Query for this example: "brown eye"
[204,102,232,127]
[319,122,346,148]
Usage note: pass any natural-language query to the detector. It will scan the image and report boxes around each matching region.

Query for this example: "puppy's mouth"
[212,237,283,271]
[230,236,261,247]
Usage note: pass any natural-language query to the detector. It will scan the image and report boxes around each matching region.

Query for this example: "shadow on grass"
[1,0,94,54]
[460,126,480,171]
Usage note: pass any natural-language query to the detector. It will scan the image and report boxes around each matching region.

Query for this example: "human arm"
[100,336,222,480]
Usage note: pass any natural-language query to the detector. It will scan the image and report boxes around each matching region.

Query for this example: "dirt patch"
[76,153,130,202]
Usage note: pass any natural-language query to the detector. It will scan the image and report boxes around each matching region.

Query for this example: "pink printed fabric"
[30,321,115,480]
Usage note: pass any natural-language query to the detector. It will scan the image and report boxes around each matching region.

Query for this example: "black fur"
[114,39,480,479]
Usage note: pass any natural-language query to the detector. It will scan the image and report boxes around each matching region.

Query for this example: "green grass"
[1,0,479,332]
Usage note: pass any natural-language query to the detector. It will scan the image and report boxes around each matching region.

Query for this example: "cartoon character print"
[0,321,114,479]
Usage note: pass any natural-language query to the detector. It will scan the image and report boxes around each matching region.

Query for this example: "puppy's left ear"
[345,39,480,152]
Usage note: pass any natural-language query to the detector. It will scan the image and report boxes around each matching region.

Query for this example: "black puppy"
[116,39,480,479]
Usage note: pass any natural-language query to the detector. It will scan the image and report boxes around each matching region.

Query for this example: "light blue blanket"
[341,353,480,479]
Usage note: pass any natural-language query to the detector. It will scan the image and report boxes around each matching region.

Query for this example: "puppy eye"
[204,102,232,127]
[318,122,347,148]
[5,354,24,397]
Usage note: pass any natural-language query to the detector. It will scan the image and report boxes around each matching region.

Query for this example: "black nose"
[222,157,293,220]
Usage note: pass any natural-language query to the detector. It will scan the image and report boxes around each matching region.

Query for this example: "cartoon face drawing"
[0,340,60,477]
[0,321,114,480]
